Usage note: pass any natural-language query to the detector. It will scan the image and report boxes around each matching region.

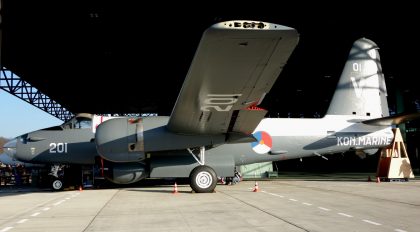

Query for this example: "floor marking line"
[82,189,120,231]
[31,212,41,217]
[72,193,80,197]
[17,219,28,224]
[0,227,13,232]
[53,200,65,206]
[273,181,420,207]
[262,191,284,198]
[318,207,330,211]
[394,229,407,232]
[220,190,311,232]
[289,198,298,202]
[302,202,312,206]
[42,207,50,211]
[362,219,381,226]
[338,213,353,218]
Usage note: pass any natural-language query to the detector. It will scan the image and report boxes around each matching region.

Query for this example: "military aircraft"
[3,20,419,192]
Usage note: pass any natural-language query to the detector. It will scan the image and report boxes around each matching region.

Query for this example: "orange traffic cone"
[252,182,259,192]
[173,182,178,194]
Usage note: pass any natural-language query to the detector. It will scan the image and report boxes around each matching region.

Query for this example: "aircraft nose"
[3,138,17,158]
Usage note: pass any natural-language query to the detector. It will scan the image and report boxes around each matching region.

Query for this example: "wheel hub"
[195,171,212,188]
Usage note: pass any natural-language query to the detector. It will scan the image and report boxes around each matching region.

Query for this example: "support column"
[396,88,407,141]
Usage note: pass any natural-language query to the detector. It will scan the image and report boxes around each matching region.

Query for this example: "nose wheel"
[51,178,64,191]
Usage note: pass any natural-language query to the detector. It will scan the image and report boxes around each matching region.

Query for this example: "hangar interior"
[1,1,419,175]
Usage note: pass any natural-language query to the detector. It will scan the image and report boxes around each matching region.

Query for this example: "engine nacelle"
[95,118,145,162]
[105,162,148,184]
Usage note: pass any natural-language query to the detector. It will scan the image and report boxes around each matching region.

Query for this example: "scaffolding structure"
[0,67,74,121]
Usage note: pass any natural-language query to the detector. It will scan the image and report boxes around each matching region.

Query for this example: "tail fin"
[326,38,389,118]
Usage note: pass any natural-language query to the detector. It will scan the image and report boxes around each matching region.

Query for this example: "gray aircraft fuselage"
[9,115,393,175]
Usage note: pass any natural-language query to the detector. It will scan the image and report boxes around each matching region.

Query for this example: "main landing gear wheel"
[52,178,64,191]
[189,165,217,193]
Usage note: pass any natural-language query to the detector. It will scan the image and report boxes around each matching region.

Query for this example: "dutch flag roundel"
[251,131,272,154]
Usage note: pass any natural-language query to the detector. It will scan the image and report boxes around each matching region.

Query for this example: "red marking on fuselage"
[95,116,104,128]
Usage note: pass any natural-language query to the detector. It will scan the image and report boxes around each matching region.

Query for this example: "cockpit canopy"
[62,113,93,130]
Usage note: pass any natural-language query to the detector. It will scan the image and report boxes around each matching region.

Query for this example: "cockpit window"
[62,120,73,129]
[75,117,92,129]
[61,116,92,129]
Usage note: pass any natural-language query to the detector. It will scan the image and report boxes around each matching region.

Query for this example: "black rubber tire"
[51,178,64,191]
[189,165,217,193]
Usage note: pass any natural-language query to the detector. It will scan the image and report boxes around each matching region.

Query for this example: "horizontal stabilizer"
[362,112,420,126]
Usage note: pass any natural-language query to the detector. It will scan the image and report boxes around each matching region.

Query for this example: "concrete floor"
[0,175,419,232]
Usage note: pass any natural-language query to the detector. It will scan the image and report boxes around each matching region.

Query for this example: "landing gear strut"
[187,147,217,193]
[49,164,64,191]
[187,146,205,165]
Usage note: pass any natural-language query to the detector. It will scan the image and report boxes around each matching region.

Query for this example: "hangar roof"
[2,1,419,117]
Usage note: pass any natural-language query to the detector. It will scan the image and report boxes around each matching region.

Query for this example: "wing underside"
[167,20,299,136]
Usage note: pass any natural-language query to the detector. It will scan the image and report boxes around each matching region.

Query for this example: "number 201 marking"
[49,143,68,153]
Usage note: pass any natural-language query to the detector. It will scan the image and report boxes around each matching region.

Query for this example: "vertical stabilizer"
[326,38,389,118]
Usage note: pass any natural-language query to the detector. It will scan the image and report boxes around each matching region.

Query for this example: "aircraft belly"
[205,142,294,166]
[150,150,235,178]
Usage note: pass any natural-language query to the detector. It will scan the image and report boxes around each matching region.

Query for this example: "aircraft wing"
[167,20,299,135]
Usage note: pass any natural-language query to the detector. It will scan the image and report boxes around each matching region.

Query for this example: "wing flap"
[167,21,299,135]
[232,107,268,134]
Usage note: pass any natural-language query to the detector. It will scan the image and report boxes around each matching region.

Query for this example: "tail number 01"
[49,143,68,153]
[201,94,242,112]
